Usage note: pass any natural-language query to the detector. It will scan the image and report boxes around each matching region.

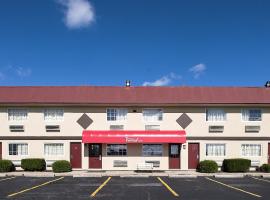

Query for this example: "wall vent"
[245,125,260,133]
[46,125,60,132]
[209,126,224,133]
[9,125,24,132]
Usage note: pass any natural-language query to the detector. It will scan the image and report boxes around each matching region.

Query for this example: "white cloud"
[15,67,32,77]
[58,0,95,29]
[142,73,181,86]
[189,63,206,79]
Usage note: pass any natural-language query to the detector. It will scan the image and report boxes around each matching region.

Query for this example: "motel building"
[0,83,270,171]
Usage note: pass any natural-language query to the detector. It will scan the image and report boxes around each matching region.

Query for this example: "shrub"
[222,158,251,172]
[21,158,46,171]
[197,160,218,173]
[0,160,15,172]
[260,164,270,173]
[52,160,72,173]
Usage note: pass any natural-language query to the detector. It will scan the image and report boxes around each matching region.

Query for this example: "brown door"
[70,142,82,168]
[169,144,181,169]
[268,143,270,164]
[89,144,102,169]
[0,142,2,160]
[188,143,200,169]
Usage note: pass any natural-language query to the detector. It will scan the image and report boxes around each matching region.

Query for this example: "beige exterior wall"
[0,106,269,170]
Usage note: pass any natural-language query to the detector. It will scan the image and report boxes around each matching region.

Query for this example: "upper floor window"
[143,109,163,122]
[206,109,226,121]
[44,109,64,121]
[9,143,28,155]
[242,109,262,121]
[107,108,127,121]
[8,109,28,121]
[206,144,226,156]
[241,144,261,156]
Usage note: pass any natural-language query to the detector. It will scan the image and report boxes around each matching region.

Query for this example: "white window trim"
[44,108,64,122]
[8,142,29,156]
[44,143,65,157]
[241,108,262,123]
[205,143,226,157]
[205,108,227,122]
[142,108,163,123]
[7,108,28,122]
[106,144,128,156]
[141,144,163,157]
[240,144,262,157]
[106,108,128,123]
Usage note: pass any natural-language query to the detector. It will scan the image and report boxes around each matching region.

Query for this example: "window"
[107,108,127,121]
[107,144,127,156]
[143,109,163,122]
[9,143,28,155]
[8,109,28,121]
[206,144,226,156]
[241,144,261,156]
[145,125,160,130]
[142,144,163,156]
[44,109,64,121]
[206,109,226,121]
[242,109,262,121]
[44,143,64,156]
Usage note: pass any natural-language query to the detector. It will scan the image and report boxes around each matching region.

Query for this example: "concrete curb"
[169,174,197,178]
[120,175,149,178]
[214,174,244,178]
[24,173,55,177]
[73,174,102,178]
[261,174,270,178]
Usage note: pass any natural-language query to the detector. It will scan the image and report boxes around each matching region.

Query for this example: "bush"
[0,160,15,172]
[197,160,218,173]
[52,160,72,173]
[222,158,251,172]
[21,158,46,171]
[260,164,270,173]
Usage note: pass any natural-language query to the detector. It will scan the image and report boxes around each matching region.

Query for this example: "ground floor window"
[44,143,64,156]
[206,144,226,156]
[107,144,127,156]
[9,143,28,155]
[142,144,163,156]
[241,144,261,156]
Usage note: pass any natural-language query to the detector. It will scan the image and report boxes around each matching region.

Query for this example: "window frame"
[241,109,262,122]
[106,144,127,156]
[44,143,64,157]
[205,143,226,157]
[205,108,227,122]
[8,143,29,156]
[44,108,64,122]
[241,144,262,157]
[142,108,163,123]
[7,108,28,122]
[142,144,163,156]
[106,108,128,122]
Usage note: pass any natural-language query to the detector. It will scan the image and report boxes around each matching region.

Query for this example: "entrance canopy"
[82,130,186,144]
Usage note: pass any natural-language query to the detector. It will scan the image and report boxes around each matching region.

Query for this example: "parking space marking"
[205,177,262,198]
[0,177,16,182]
[90,176,112,198]
[157,177,179,197]
[251,177,270,183]
[7,177,64,197]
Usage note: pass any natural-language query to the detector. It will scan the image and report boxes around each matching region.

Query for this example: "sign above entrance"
[82,130,186,144]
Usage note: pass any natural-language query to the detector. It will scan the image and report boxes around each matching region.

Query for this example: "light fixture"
[125,80,131,87]
[265,81,270,88]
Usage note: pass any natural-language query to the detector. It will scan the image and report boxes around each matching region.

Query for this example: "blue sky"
[0,0,269,86]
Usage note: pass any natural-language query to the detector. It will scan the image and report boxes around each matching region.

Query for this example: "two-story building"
[0,85,270,171]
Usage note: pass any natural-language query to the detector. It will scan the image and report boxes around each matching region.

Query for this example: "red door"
[0,142,2,160]
[89,144,102,169]
[188,143,200,169]
[268,143,270,164]
[169,144,181,169]
[70,142,82,168]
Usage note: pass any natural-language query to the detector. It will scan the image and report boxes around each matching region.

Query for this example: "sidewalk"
[1,170,270,178]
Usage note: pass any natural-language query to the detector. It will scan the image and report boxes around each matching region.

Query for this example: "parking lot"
[0,175,270,200]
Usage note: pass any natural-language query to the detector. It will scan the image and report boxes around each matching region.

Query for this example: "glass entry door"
[169,144,181,169]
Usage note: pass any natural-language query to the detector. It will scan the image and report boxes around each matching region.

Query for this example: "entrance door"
[188,143,199,169]
[89,144,102,169]
[268,143,270,164]
[70,142,82,168]
[0,142,2,160]
[169,144,181,169]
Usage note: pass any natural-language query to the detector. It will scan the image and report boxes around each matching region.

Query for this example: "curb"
[120,175,149,178]
[214,174,244,178]
[24,173,55,177]
[169,174,197,178]
[73,174,102,178]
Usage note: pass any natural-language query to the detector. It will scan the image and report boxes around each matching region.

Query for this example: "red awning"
[82,130,186,144]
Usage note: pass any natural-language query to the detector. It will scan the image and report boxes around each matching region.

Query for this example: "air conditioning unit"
[209,126,224,133]
[45,125,60,132]
[245,126,260,133]
[9,125,24,132]
[110,125,124,130]
[145,125,160,130]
